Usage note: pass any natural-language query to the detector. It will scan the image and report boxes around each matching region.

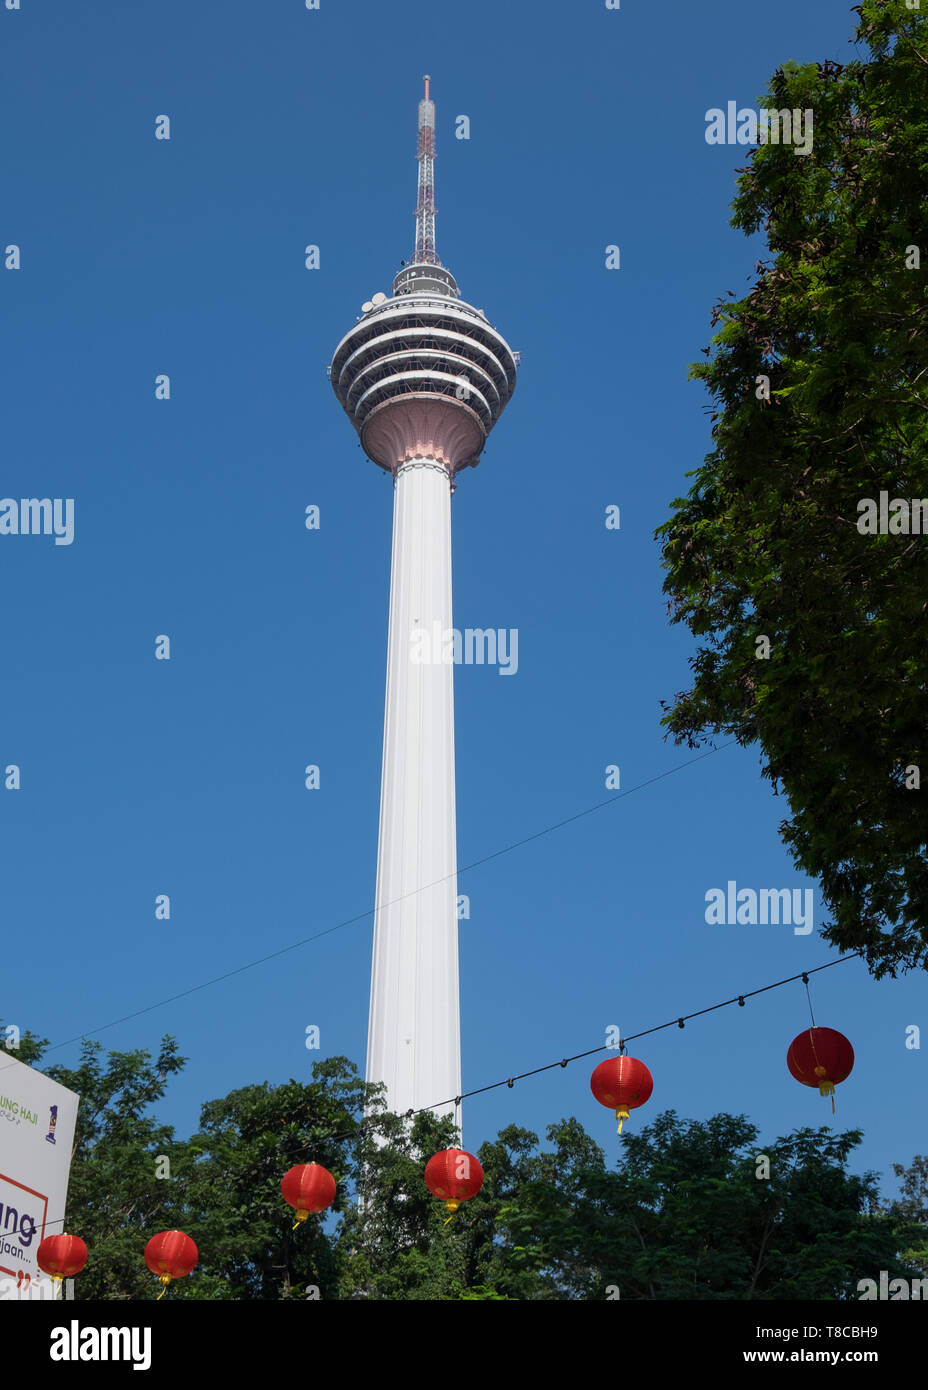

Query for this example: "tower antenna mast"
[415,74,439,266]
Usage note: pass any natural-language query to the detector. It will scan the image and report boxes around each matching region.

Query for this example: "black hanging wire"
[802,972,817,1028]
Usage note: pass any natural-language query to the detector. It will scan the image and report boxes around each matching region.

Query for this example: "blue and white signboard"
[0,1052,79,1300]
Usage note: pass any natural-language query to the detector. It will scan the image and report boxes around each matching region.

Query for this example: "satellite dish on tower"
[362,301,374,313]
[372,291,388,305]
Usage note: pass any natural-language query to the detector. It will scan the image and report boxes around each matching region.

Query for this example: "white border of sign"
[0,1052,79,1300]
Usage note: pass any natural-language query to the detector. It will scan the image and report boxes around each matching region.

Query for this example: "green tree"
[2,1029,371,1300]
[334,1112,536,1300]
[656,0,928,978]
[172,1057,368,1301]
[887,1154,928,1277]
[495,1111,920,1299]
[7,1028,921,1300]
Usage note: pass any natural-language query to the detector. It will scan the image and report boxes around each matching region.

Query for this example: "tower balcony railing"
[346,350,502,417]
[353,371,495,431]
[331,299,517,390]
[337,330,510,406]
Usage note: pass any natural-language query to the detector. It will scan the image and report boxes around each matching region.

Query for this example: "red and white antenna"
[415,74,439,266]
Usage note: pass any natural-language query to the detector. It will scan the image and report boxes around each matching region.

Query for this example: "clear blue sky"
[2,0,921,1200]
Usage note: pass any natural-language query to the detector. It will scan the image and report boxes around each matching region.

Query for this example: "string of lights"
[0,948,865,1247]
[279,950,865,1155]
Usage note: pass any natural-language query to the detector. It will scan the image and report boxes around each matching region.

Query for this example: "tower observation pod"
[329,78,517,1130]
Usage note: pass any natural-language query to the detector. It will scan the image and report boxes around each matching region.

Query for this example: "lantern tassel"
[156,1275,171,1302]
[615,1106,630,1135]
[443,1200,461,1226]
[814,1066,836,1113]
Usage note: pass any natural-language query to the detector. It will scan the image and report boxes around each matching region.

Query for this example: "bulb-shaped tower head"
[330,78,516,477]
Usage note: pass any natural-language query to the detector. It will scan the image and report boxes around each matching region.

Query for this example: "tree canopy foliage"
[656,0,928,977]
[6,1031,923,1300]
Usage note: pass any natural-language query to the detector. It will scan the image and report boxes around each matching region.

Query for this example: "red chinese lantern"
[591,1055,653,1133]
[280,1163,336,1229]
[424,1148,483,1223]
[144,1230,198,1300]
[37,1234,88,1287]
[787,1027,854,1112]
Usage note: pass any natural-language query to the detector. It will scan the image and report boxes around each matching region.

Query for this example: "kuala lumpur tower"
[329,78,517,1128]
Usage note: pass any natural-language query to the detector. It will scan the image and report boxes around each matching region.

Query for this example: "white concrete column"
[366,458,461,1127]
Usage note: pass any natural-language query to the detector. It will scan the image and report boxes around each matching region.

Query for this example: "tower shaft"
[367,459,460,1121]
